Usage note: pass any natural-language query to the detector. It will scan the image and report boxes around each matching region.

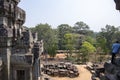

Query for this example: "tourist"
[111,41,120,64]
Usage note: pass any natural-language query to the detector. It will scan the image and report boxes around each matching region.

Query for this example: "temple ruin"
[114,0,120,10]
[0,0,43,80]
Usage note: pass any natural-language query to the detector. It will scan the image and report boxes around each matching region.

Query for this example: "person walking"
[111,41,120,64]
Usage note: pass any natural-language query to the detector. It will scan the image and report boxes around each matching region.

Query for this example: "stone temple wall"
[0,0,43,80]
[114,0,120,10]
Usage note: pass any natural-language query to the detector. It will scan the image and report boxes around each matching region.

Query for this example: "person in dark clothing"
[111,41,120,64]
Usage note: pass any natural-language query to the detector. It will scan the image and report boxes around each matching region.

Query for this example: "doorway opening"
[17,70,25,80]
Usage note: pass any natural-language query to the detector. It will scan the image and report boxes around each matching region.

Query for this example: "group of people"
[111,41,120,64]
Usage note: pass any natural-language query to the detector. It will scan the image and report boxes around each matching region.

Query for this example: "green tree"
[96,36,108,54]
[80,41,96,63]
[73,21,90,35]
[99,25,118,50]
[81,41,96,53]
[31,23,58,56]
[85,36,96,45]
[48,43,58,58]
[64,33,75,57]
[73,34,85,50]
[57,24,72,50]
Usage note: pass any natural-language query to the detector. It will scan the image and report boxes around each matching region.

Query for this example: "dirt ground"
[49,65,92,80]
[41,53,92,80]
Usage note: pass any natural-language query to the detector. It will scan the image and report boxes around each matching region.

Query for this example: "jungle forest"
[30,21,120,63]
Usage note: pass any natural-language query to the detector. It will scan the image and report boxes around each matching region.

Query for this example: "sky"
[18,0,120,32]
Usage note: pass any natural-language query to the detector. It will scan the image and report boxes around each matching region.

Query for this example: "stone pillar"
[34,58,40,80]
[30,68,33,80]
[1,48,11,80]
[6,48,11,80]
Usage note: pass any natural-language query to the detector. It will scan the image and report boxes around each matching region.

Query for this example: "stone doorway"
[17,70,25,80]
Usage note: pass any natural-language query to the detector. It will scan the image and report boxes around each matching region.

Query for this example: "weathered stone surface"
[97,58,120,80]
[116,71,120,80]
[0,0,43,80]
[114,58,120,66]
[114,0,120,10]
[42,62,79,78]
[0,58,2,70]
[11,54,33,66]
[104,62,115,74]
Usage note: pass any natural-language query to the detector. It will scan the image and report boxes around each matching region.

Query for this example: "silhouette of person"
[111,41,120,64]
